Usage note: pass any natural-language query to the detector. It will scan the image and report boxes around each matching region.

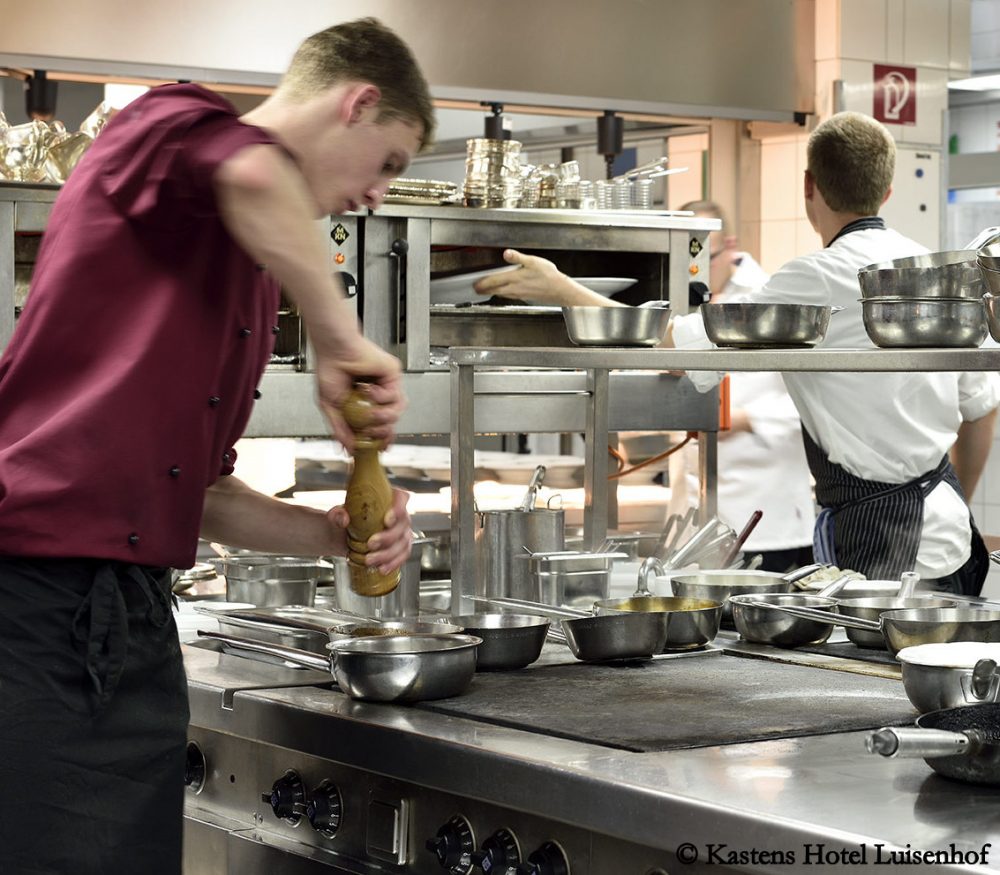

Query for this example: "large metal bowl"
[858,250,983,299]
[860,297,987,348]
[561,305,670,347]
[327,634,481,702]
[729,593,839,647]
[701,302,834,348]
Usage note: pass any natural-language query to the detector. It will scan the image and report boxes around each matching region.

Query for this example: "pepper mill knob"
[341,385,400,597]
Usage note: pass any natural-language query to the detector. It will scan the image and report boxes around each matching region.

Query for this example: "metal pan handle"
[743,600,881,631]
[197,630,332,672]
[866,727,972,759]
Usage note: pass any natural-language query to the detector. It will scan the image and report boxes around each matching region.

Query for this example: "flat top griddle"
[415,651,917,753]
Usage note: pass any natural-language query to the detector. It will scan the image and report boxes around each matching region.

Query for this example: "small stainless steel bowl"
[859,250,983,299]
[701,302,834,348]
[860,296,987,348]
[561,305,670,347]
[980,262,1000,298]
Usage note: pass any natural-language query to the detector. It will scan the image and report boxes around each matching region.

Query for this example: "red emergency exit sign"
[873,64,917,125]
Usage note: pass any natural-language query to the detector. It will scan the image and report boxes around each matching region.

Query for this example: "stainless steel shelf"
[450,345,1000,371]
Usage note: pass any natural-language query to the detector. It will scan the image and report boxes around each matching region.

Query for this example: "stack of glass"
[463,138,523,208]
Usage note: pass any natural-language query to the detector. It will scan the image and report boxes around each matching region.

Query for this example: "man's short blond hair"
[278,17,435,151]
[807,112,895,216]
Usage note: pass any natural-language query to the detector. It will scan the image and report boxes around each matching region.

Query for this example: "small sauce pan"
[449,613,550,671]
[592,596,723,652]
[199,630,481,702]
[742,603,1000,656]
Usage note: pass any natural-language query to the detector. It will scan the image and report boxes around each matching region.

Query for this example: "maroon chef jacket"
[0,84,284,569]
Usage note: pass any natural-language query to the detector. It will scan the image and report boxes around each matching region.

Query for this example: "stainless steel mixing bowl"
[561,305,670,347]
[858,250,983,299]
[701,302,834,348]
[860,297,987,348]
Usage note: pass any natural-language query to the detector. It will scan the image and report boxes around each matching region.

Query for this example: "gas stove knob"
[184,741,206,794]
[305,779,343,837]
[471,828,520,873]
[261,770,306,823]
[515,841,569,875]
[425,815,475,872]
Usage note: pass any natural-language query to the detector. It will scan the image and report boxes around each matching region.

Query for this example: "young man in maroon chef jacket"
[0,18,433,874]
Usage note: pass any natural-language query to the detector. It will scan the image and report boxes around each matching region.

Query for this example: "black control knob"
[305,779,343,837]
[515,841,569,875]
[426,815,474,871]
[336,271,357,297]
[184,742,206,794]
[471,828,520,873]
[261,770,306,823]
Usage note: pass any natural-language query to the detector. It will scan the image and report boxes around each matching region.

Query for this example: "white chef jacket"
[673,227,1000,578]
[680,253,816,552]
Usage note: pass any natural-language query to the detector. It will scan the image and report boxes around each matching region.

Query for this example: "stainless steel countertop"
[184,643,1000,872]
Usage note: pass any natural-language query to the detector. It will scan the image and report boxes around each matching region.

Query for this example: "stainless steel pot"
[449,613,550,670]
[198,630,481,703]
[476,507,565,600]
[211,555,332,607]
[701,302,835,348]
[330,536,431,619]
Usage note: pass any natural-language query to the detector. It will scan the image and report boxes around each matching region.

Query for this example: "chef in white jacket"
[474,203,817,572]
[671,112,1000,595]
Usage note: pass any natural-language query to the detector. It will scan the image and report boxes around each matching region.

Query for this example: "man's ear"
[804,169,815,199]
[342,83,382,125]
[881,185,892,206]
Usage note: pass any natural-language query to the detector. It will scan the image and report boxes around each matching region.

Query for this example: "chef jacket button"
[253,389,262,400]
[272,325,281,335]
[255,263,266,272]
[169,465,181,478]
[222,452,232,465]
[128,533,140,545]
[239,327,252,338]
[208,395,221,407]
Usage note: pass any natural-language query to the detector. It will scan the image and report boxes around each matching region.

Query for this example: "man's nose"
[365,182,390,209]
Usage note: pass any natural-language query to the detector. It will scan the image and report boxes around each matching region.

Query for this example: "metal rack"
[448,345,1000,613]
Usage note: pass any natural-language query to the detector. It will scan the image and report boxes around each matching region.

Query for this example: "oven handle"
[389,237,408,344]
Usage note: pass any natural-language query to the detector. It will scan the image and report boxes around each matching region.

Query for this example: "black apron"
[0,557,188,875]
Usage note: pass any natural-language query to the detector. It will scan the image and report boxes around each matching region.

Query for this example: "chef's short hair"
[807,112,895,216]
[278,17,435,151]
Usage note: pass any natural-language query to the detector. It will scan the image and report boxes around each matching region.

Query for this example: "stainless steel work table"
[184,643,1000,873]
[448,345,1000,614]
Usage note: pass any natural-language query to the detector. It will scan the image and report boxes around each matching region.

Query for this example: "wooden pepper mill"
[341,384,400,597]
